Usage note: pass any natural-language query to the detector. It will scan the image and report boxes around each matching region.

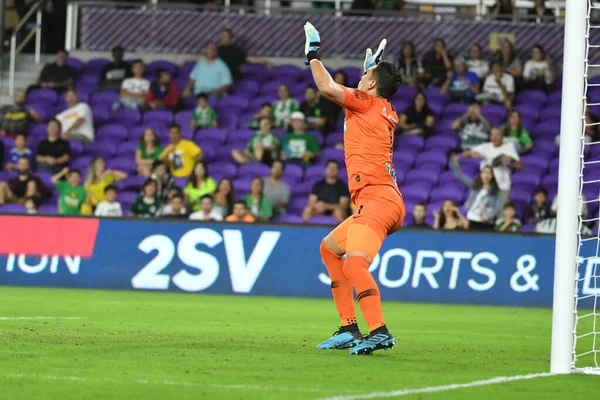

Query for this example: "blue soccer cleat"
[349,326,396,355]
[316,325,364,350]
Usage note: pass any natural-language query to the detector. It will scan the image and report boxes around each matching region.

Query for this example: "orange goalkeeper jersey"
[341,86,401,202]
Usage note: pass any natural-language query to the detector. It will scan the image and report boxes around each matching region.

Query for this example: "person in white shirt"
[94,185,123,217]
[466,43,489,80]
[523,44,554,91]
[189,194,223,221]
[115,60,150,111]
[481,60,515,109]
[461,128,523,206]
[56,89,95,143]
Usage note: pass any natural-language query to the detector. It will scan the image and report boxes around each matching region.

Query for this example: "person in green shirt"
[500,110,533,154]
[190,93,218,131]
[52,167,87,216]
[130,179,162,218]
[270,84,299,128]
[136,128,164,176]
[242,177,273,222]
[495,203,522,232]
[248,102,272,129]
[281,112,320,168]
[183,161,217,211]
[231,118,280,165]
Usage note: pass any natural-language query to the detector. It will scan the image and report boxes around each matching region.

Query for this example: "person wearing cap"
[280,111,320,168]
[441,57,480,103]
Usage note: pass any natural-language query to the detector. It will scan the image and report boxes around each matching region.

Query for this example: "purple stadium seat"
[96,124,129,142]
[427,101,444,117]
[306,215,337,225]
[172,110,192,128]
[395,134,424,152]
[106,158,137,174]
[71,155,92,171]
[228,129,254,143]
[325,132,344,148]
[272,65,303,80]
[273,214,303,224]
[195,128,227,144]
[530,140,557,156]
[400,184,430,204]
[513,105,540,122]
[532,122,559,139]
[541,173,559,189]
[67,140,85,157]
[522,224,536,233]
[146,60,178,79]
[24,103,51,122]
[91,106,110,126]
[520,154,549,174]
[338,66,362,87]
[392,100,410,115]
[250,96,278,111]
[429,186,465,204]
[432,119,454,135]
[85,141,118,158]
[291,181,314,198]
[511,171,542,187]
[208,162,237,179]
[232,80,260,97]
[481,103,507,121]
[540,106,561,123]
[442,103,469,120]
[0,137,15,153]
[547,91,562,105]
[237,163,270,178]
[405,168,439,188]
[83,58,110,74]
[320,148,344,164]
[29,122,47,138]
[67,57,83,74]
[218,114,239,130]
[304,165,325,182]
[179,61,196,79]
[0,204,26,214]
[425,135,458,151]
[27,88,58,105]
[549,158,559,172]
[516,89,547,108]
[37,204,58,214]
[280,175,299,186]
[214,143,237,161]
[415,150,448,168]
[0,170,13,181]
[283,163,303,181]
[110,109,142,127]
[288,197,307,215]
[301,65,334,81]
[119,176,146,191]
[143,109,174,125]
[91,91,120,106]
[242,64,270,81]
[260,81,284,96]
[393,86,417,103]
[422,87,448,104]
[219,96,250,112]
[79,73,101,87]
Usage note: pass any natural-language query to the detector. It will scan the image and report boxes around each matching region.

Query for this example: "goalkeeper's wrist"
[306,50,321,65]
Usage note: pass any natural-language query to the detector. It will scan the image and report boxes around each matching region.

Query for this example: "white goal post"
[550,0,599,374]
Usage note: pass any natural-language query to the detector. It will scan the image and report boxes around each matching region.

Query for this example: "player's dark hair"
[104,184,117,194]
[372,61,403,100]
[472,166,499,196]
[326,159,340,169]
[504,202,516,210]
[535,188,549,197]
[168,123,182,132]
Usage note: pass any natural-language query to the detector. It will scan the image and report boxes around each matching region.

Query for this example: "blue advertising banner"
[0,216,598,308]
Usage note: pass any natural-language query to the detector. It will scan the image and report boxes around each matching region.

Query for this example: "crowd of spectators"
[0,20,576,235]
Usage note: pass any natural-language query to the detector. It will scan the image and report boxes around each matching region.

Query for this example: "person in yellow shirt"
[159,123,203,178]
[81,156,128,215]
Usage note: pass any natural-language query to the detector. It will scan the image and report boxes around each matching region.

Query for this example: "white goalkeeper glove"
[304,22,321,64]
[364,38,387,73]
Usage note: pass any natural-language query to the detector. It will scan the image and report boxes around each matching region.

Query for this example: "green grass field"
[0,287,597,400]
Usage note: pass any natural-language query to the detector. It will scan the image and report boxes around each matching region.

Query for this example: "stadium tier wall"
[0,215,598,308]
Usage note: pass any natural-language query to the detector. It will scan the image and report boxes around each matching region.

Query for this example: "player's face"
[358,69,375,91]
[413,205,426,221]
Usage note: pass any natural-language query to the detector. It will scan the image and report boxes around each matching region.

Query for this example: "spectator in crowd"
[184,161,217,212]
[523,45,554,92]
[433,199,469,230]
[24,196,38,214]
[422,39,453,87]
[5,134,32,172]
[225,200,256,223]
[302,160,350,222]
[496,39,522,79]
[217,28,270,81]
[55,89,95,143]
[36,118,71,174]
[281,112,320,168]
[0,157,51,205]
[452,103,491,150]
[159,123,203,178]
[500,110,533,154]
[145,69,180,111]
[184,42,232,97]
[232,118,280,165]
[51,167,86,216]
[461,128,523,206]
[98,45,132,92]
[535,193,590,235]
[149,160,175,202]
[189,194,223,221]
[95,185,123,217]
[466,43,489,81]
[410,203,432,228]
[35,50,77,91]
[493,0,515,21]
[160,188,187,217]
[247,102,273,129]
[397,41,424,88]
[271,84,299,129]
[319,71,347,134]
[528,0,554,23]
[480,60,515,109]
[441,58,480,103]
[399,92,435,136]
[263,160,290,216]
[300,85,327,131]
[243,177,273,222]
[130,179,162,218]
[527,188,552,224]
[83,157,128,214]
[115,59,149,111]
[136,128,163,177]
[0,90,42,137]
[213,178,235,218]
[584,98,599,143]
[450,156,502,230]
[495,202,522,232]
[190,93,218,131]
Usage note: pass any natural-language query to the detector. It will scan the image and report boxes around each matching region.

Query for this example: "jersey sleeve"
[341,87,373,113]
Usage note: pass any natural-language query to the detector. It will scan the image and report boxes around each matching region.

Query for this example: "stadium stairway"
[0,53,54,105]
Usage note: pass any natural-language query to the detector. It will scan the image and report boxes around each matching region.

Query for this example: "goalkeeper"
[304,22,406,355]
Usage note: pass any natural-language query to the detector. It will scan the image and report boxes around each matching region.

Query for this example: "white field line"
[0,317,86,321]
[318,372,555,400]
[4,373,355,395]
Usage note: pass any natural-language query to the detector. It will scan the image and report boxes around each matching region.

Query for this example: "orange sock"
[343,255,385,332]
[320,240,356,326]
